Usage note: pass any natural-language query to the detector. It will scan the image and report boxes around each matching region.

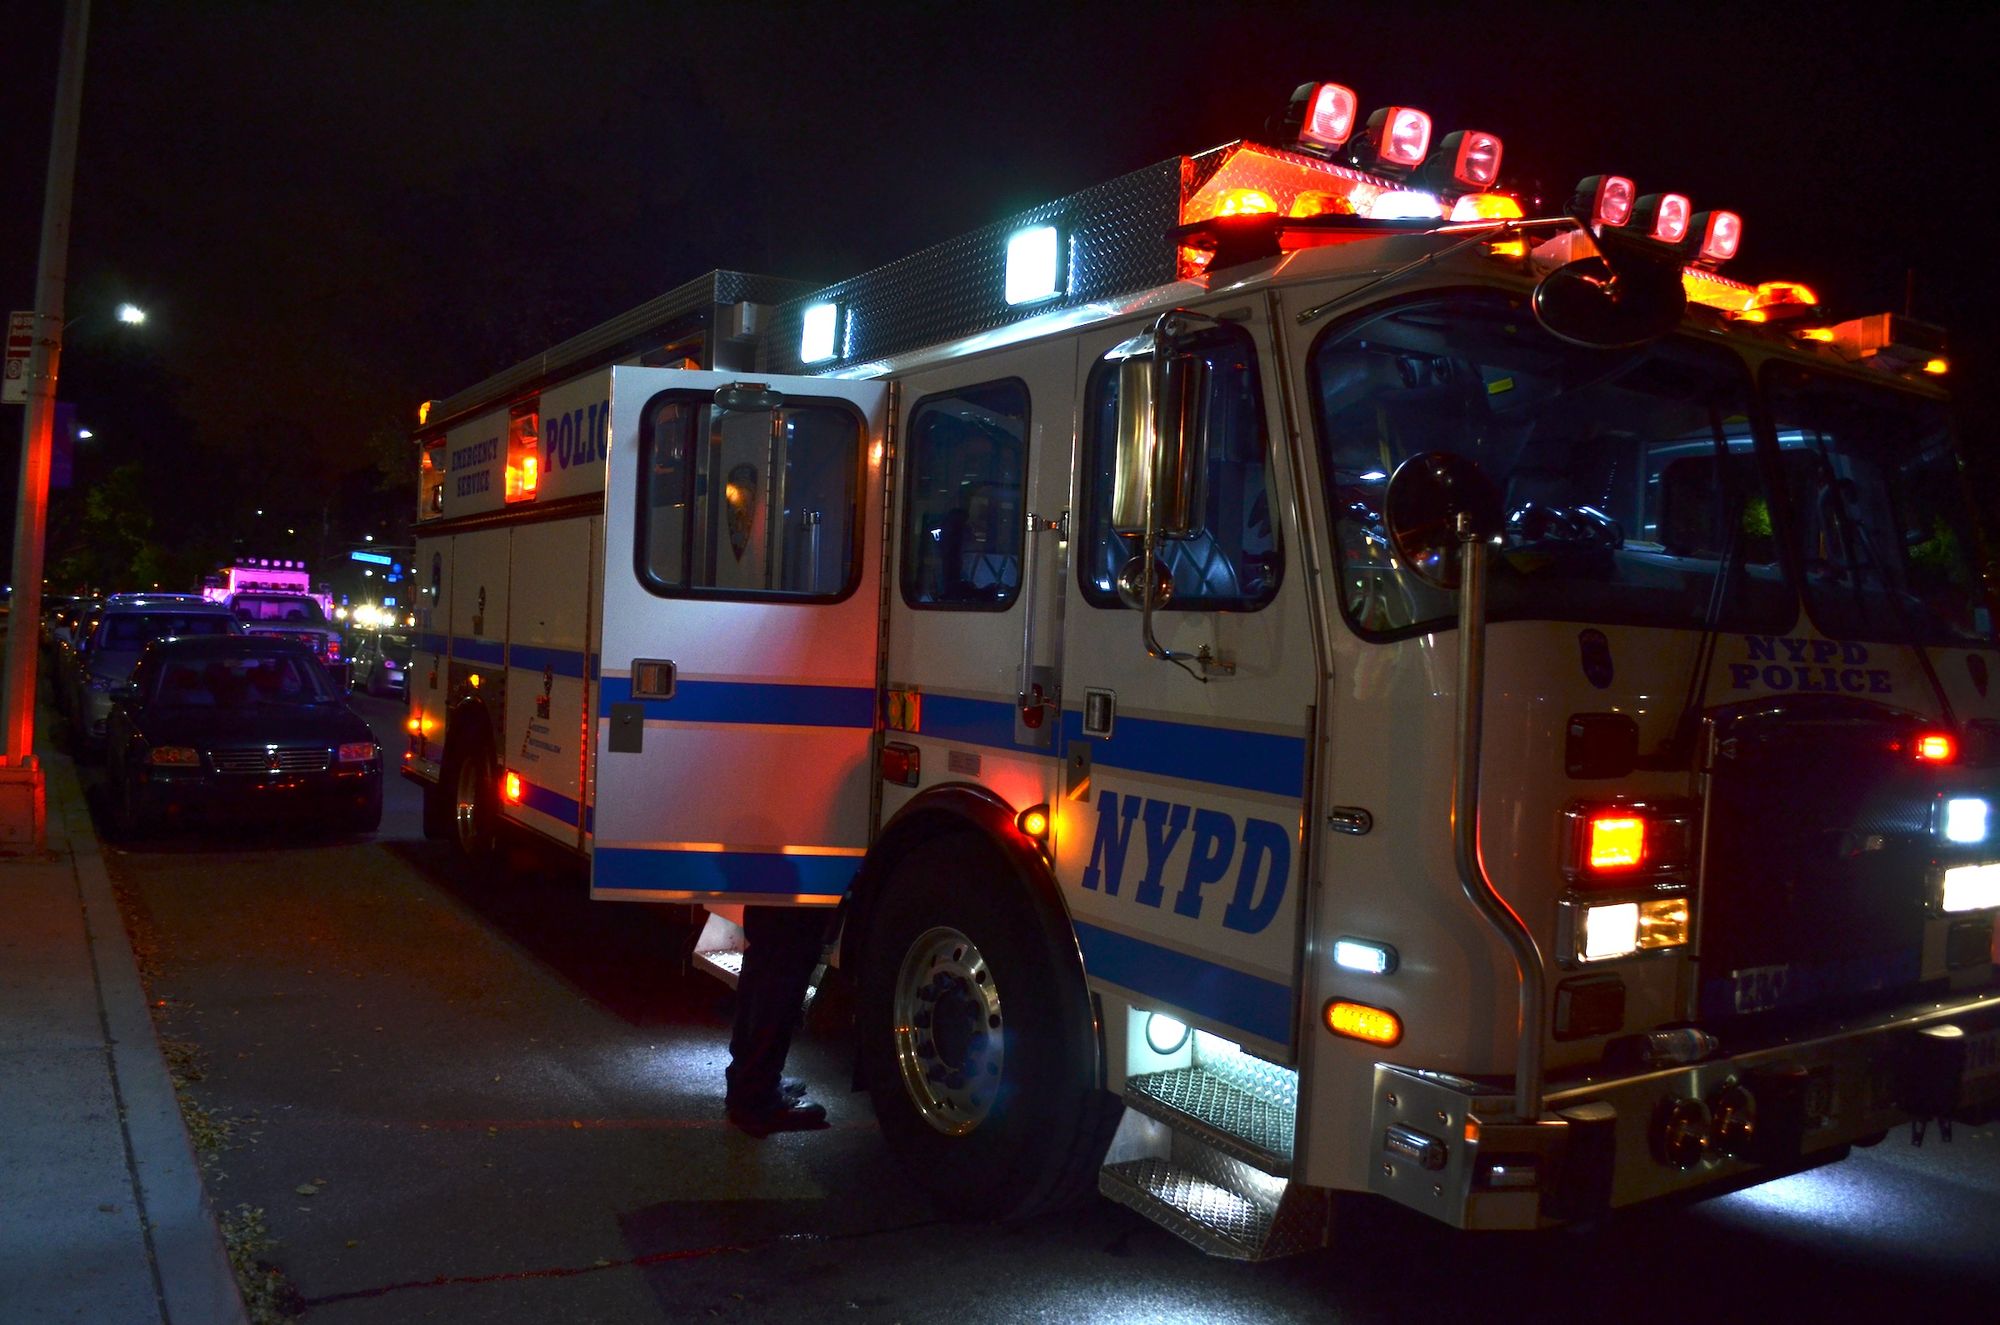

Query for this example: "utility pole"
[1,0,91,851]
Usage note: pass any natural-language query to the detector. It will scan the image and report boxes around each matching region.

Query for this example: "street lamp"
[116,303,144,325]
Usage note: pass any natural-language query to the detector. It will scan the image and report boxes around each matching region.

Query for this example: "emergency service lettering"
[1081,791,1290,934]
[1727,635,1890,694]
[451,436,499,497]
[544,400,611,472]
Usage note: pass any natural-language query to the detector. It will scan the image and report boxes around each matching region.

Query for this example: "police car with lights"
[401,80,2000,1257]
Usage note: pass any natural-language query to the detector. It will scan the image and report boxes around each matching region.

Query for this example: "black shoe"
[726,1092,829,1137]
[779,1077,806,1103]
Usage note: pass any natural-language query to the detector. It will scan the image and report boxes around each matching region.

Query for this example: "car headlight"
[336,741,378,763]
[145,747,201,766]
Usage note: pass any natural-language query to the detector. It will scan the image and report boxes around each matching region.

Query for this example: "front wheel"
[858,835,1118,1219]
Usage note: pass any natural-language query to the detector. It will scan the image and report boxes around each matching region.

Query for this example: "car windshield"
[234,595,325,624]
[100,613,234,650]
[381,633,412,664]
[1767,367,1990,646]
[150,653,338,708]
[1312,290,1787,637]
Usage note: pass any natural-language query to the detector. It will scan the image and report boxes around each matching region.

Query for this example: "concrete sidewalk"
[1,743,247,1325]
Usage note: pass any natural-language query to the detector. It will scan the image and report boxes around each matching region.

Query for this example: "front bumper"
[1370,990,2000,1229]
[133,764,380,825]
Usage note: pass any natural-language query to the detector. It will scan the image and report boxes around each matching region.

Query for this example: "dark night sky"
[5,0,1998,544]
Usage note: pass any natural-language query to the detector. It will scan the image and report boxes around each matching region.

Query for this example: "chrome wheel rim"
[452,753,485,853]
[893,925,1003,1136]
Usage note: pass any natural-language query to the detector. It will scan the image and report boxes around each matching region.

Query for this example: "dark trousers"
[724,906,828,1106]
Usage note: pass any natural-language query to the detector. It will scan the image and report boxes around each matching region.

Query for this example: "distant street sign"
[349,550,394,566]
[4,311,36,405]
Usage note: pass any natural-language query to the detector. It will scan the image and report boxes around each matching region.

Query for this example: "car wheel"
[345,781,384,835]
[446,737,502,870]
[113,768,155,840]
[858,834,1119,1219]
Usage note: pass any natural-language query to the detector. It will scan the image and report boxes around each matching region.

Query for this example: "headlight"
[1944,797,1990,845]
[145,747,201,766]
[336,741,378,763]
[1941,863,2000,913]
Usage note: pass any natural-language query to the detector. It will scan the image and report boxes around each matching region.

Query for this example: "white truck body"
[404,119,2000,1256]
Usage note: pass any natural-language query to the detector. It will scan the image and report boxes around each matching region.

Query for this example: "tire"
[444,735,503,871]
[345,780,384,835]
[858,834,1119,1219]
[112,767,156,840]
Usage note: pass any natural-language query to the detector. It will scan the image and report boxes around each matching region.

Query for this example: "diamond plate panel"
[1100,1157,1274,1259]
[762,157,1187,375]
[1126,1066,1295,1170]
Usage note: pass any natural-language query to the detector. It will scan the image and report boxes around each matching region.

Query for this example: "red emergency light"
[1364,106,1432,169]
[1634,192,1692,244]
[1286,81,1359,151]
[1571,174,1635,228]
[1692,210,1742,265]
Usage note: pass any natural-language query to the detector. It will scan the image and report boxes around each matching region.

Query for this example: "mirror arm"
[1141,312,1208,682]
[1450,514,1546,1122]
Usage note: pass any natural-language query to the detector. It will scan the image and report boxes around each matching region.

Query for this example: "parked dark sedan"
[105,636,383,836]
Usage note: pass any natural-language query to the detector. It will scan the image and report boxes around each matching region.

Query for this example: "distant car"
[64,598,242,755]
[104,635,382,837]
[221,592,347,686]
[347,630,412,697]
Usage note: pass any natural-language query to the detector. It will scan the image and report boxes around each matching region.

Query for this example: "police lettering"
[1730,635,1890,694]
[1081,790,1290,934]
[543,400,611,472]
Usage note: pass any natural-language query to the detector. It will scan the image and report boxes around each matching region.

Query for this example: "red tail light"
[1563,801,1695,886]
[1914,732,1957,763]
[1587,815,1646,870]
[880,741,920,787]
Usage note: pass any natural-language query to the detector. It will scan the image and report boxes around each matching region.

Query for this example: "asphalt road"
[90,691,2000,1324]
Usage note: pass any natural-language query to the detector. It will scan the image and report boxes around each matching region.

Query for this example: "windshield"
[98,612,235,651]
[150,652,338,708]
[1312,290,1787,638]
[234,595,326,624]
[1768,367,1990,646]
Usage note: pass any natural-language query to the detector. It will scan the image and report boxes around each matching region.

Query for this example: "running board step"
[688,910,821,1010]
[1099,1156,1327,1261]
[1124,1065,1295,1174]
[691,947,744,989]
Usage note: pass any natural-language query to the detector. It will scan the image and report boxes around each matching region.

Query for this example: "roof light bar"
[1365,106,1432,169]
[1286,81,1359,151]
[1633,193,1692,244]
[1571,174,1635,228]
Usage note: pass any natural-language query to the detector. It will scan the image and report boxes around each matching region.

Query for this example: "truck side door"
[591,368,889,906]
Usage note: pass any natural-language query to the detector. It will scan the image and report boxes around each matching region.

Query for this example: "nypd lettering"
[543,400,611,472]
[451,435,500,497]
[1726,634,1890,695]
[1081,790,1290,934]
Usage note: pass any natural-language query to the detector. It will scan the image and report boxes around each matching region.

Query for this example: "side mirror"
[1531,225,1687,350]
[1108,310,1218,541]
[1385,452,1503,591]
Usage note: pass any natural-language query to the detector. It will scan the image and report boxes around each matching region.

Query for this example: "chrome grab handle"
[1017,511,1065,723]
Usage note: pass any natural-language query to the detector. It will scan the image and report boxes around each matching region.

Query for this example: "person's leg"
[724,906,830,1129]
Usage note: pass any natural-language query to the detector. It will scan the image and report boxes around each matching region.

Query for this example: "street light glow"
[76,427,92,439]
[116,303,146,324]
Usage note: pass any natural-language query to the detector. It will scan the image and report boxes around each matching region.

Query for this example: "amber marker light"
[503,770,523,803]
[1924,358,1950,375]
[1324,999,1402,1046]
[1016,804,1051,841]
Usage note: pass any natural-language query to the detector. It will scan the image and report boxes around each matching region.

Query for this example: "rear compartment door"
[591,367,889,905]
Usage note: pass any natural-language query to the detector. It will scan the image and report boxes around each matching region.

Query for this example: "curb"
[42,748,251,1325]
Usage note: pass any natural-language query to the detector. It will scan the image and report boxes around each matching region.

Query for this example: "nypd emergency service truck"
[403,81,2000,1257]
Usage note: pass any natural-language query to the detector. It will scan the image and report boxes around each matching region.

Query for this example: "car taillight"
[325,639,341,660]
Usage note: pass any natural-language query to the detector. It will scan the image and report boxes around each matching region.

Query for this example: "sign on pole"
[3,311,35,404]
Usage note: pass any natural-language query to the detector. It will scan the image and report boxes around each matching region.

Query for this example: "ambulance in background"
[201,557,345,683]
[402,81,2000,1257]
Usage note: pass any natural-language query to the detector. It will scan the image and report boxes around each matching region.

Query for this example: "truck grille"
[1698,701,1940,1023]
[211,747,330,775]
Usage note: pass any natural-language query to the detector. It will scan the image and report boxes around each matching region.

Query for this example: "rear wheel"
[859,835,1118,1219]
[446,735,502,869]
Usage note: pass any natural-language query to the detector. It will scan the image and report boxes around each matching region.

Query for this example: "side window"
[899,379,1030,609]
[636,393,863,601]
[1079,323,1280,610]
